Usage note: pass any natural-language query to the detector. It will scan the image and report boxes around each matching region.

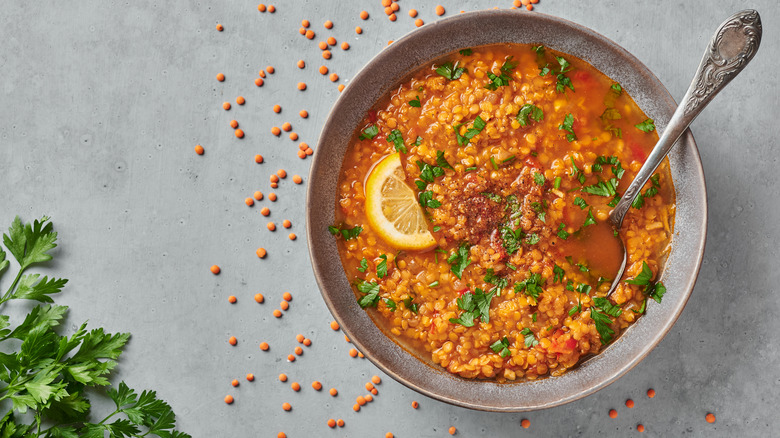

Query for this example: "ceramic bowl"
[306,10,706,411]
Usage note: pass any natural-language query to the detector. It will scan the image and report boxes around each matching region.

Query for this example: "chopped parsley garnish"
[532,312,538,322]
[506,262,517,271]
[403,297,419,314]
[481,192,502,203]
[499,226,524,254]
[447,243,472,279]
[632,299,647,315]
[502,155,516,164]
[533,172,545,186]
[557,223,570,240]
[635,118,656,132]
[356,280,381,308]
[436,61,466,80]
[590,308,615,345]
[376,254,388,278]
[626,261,666,303]
[531,200,546,223]
[631,175,660,209]
[408,96,421,107]
[554,176,562,189]
[384,298,397,311]
[593,297,622,317]
[573,196,588,210]
[604,82,623,107]
[428,281,439,288]
[465,166,477,172]
[517,104,544,127]
[432,225,441,232]
[553,264,565,283]
[525,233,540,245]
[514,273,544,302]
[520,327,539,348]
[570,156,586,184]
[490,337,511,358]
[449,288,495,327]
[359,125,379,140]
[569,300,582,316]
[583,209,596,227]
[576,283,592,295]
[485,57,517,90]
[387,129,407,153]
[600,107,622,138]
[490,157,498,170]
[593,156,625,179]
[414,136,423,146]
[436,150,454,170]
[357,257,368,273]
[329,224,363,240]
[532,45,545,55]
[418,190,441,209]
[566,280,575,291]
[541,55,575,93]
[582,178,619,197]
[459,48,473,56]
[454,116,486,146]
[484,268,508,295]
[558,113,577,142]
[416,160,445,182]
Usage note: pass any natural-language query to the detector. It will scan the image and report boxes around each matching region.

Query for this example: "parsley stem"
[0,268,26,305]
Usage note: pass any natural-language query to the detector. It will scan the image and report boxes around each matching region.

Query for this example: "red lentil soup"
[333,44,674,381]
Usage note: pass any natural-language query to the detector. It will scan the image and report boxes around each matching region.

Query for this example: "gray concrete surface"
[0,1,777,436]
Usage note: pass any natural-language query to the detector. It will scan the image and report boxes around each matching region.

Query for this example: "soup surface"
[332,44,674,381]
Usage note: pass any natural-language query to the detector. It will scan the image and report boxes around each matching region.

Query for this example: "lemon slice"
[365,153,437,251]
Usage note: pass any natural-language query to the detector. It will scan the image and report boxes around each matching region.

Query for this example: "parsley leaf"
[414,136,423,146]
[357,258,368,273]
[403,297,419,314]
[408,96,421,107]
[490,337,511,358]
[3,216,58,271]
[418,190,441,209]
[447,243,472,279]
[520,327,539,348]
[328,224,363,240]
[582,178,618,197]
[635,118,656,132]
[436,61,466,80]
[626,261,653,286]
[384,298,397,311]
[436,150,454,170]
[499,226,524,254]
[590,308,615,345]
[514,273,544,302]
[484,269,508,295]
[387,129,407,153]
[449,288,495,327]
[459,48,473,56]
[359,125,379,140]
[454,116,486,146]
[533,172,545,186]
[573,196,588,210]
[376,255,388,278]
[485,57,516,90]
[482,192,502,203]
[356,280,381,308]
[557,223,570,240]
[11,274,68,303]
[600,107,623,138]
[583,209,596,227]
[517,104,544,127]
[593,297,622,317]
[553,264,565,283]
[558,113,577,142]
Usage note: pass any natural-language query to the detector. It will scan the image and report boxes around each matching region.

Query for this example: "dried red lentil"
[194,145,204,155]
[210,265,220,275]
[255,293,265,303]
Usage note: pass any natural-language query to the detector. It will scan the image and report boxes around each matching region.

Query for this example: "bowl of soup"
[306,10,706,411]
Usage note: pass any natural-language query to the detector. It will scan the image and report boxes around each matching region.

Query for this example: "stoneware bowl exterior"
[307,10,707,411]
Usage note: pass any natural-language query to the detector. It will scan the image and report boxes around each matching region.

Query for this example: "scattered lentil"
[355,26,363,34]
[449,426,457,435]
[705,413,716,423]
[254,154,264,163]
[327,36,336,46]
[259,342,269,350]
[282,220,292,229]
[222,102,231,110]
[282,402,291,411]
[341,42,349,50]
[255,293,265,303]
[210,265,221,275]
[231,379,239,387]
[293,175,303,184]
[289,132,298,141]
[287,354,295,361]
[360,10,369,20]
[261,207,271,216]
[267,222,276,231]
[415,18,424,27]
[353,404,360,412]
[236,96,245,105]
[303,338,312,346]
[330,73,339,82]
[194,145,204,155]
[324,20,333,29]
[330,321,340,330]
[436,5,445,15]
[637,424,645,433]
[267,4,275,12]
[312,381,322,391]
[269,193,278,201]
[319,65,329,75]
[257,4,266,12]
[271,127,281,136]
[411,401,419,409]
[234,129,244,138]
[322,50,332,60]
[255,78,264,87]
[297,82,307,90]
[281,122,292,131]
[302,19,310,28]
[246,373,255,381]
[224,395,233,404]
[521,419,530,428]
[626,399,635,408]
[280,301,289,311]
[306,29,315,39]
[216,73,225,81]
[356,396,366,406]
[337,419,345,427]
[647,388,656,398]
[291,382,301,391]
[299,110,308,118]
[388,13,397,22]
[609,409,618,419]
[327,419,336,428]
[348,348,358,358]
[228,295,237,304]
[409,9,418,17]
[273,104,282,113]
[230,120,239,129]
[288,233,297,240]
[329,388,338,396]
[267,66,275,73]
[228,336,237,346]
[273,309,283,318]
[297,60,305,69]
[216,24,224,31]
[371,376,381,385]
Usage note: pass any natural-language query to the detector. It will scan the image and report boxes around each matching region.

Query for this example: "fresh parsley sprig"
[328,224,363,240]
[0,216,189,438]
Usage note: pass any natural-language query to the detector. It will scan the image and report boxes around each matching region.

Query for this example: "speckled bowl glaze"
[307,10,706,411]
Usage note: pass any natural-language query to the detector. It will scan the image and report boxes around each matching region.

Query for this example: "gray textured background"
[0,1,777,437]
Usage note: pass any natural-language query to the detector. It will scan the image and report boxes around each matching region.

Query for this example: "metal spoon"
[603,9,762,296]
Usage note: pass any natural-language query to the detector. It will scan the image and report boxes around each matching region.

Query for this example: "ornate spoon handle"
[610,10,762,228]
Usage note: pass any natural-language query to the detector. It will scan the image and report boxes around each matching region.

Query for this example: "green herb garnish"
[359,125,379,140]
[328,224,363,240]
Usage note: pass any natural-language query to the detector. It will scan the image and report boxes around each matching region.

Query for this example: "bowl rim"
[307,9,707,411]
